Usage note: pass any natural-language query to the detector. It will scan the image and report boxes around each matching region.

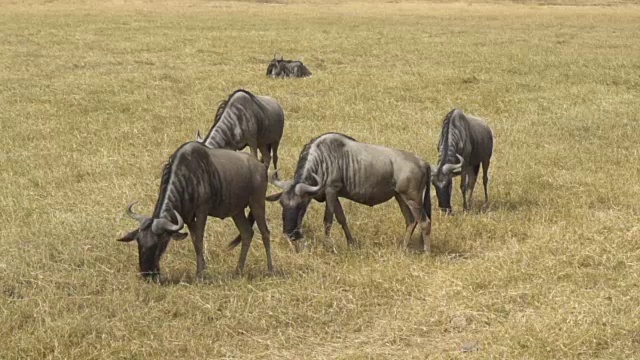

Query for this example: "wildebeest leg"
[399,200,418,250]
[481,159,491,209]
[466,165,480,212]
[249,200,273,274]
[231,212,254,275]
[248,140,259,160]
[417,207,432,255]
[399,195,431,253]
[323,202,333,237]
[187,214,208,278]
[226,210,254,250]
[460,173,469,211]
[322,203,337,253]
[271,141,280,171]
[258,145,271,170]
[326,191,356,247]
[395,194,416,248]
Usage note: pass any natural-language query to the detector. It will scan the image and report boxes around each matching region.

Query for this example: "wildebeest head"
[430,154,464,214]
[266,54,285,78]
[266,171,322,242]
[117,202,188,279]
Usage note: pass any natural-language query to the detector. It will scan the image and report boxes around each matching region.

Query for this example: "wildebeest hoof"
[440,208,453,215]
[234,267,245,277]
[291,240,306,253]
[324,244,338,254]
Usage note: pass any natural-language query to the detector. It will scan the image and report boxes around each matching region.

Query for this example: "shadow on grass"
[483,197,541,213]
[406,234,474,260]
[432,196,540,216]
[157,267,291,286]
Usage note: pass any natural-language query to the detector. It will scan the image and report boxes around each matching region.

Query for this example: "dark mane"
[152,142,193,218]
[202,89,263,141]
[438,109,457,164]
[212,99,229,127]
[293,133,356,183]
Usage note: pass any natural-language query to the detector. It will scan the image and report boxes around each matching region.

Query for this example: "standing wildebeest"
[266,54,312,78]
[117,142,273,279]
[259,133,433,253]
[195,89,284,171]
[431,109,494,213]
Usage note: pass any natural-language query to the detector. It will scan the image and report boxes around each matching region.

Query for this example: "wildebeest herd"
[118,57,494,280]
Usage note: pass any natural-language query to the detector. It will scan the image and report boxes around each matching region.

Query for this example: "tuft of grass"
[1,0,640,358]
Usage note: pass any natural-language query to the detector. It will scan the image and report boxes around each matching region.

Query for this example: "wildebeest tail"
[226,211,256,250]
[423,166,432,220]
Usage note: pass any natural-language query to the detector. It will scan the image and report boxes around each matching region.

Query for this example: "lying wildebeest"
[252,132,433,253]
[431,109,494,213]
[117,142,272,279]
[266,54,312,78]
[195,89,284,171]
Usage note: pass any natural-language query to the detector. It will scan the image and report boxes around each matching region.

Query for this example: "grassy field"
[1,0,640,358]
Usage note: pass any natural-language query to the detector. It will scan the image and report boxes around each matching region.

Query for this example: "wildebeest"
[195,89,284,171]
[117,142,272,279]
[431,109,493,213]
[256,133,433,253]
[266,54,312,78]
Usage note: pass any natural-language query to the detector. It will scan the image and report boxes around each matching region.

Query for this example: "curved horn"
[151,211,184,234]
[294,173,323,196]
[269,170,291,189]
[126,202,147,223]
[195,129,203,142]
[442,154,464,175]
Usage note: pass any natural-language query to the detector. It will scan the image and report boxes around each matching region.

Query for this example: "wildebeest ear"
[266,192,283,202]
[274,53,282,61]
[171,232,188,241]
[117,229,138,242]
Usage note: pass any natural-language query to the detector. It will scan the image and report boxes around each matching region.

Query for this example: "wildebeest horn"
[195,129,203,142]
[126,202,147,223]
[151,211,184,234]
[294,173,323,196]
[269,170,290,189]
[442,154,464,175]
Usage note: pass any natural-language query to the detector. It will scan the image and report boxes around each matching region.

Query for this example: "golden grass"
[1,0,640,358]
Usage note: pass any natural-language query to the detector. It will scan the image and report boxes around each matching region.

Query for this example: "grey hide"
[195,89,284,171]
[117,142,272,279]
[266,54,312,78]
[431,109,494,213]
[254,133,433,253]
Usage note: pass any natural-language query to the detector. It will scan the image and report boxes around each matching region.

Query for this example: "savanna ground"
[1,0,640,358]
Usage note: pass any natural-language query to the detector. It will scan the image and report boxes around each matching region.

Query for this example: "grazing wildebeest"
[195,89,284,171]
[253,133,433,253]
[266,54,312,78]
[117,142,272,279]
[431,109,493,213]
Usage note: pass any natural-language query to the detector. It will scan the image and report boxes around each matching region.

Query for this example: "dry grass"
[1,0,640,358]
